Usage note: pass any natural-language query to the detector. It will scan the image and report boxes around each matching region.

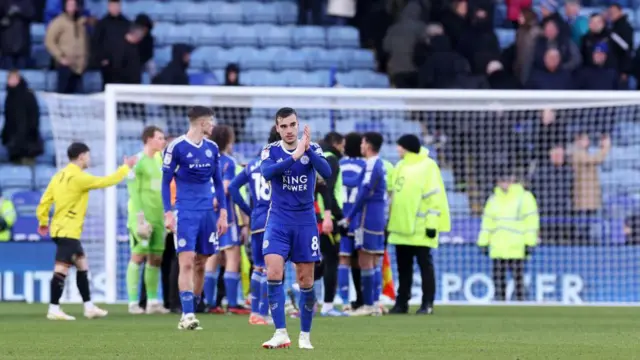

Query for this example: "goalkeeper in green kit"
[126,125,169,315]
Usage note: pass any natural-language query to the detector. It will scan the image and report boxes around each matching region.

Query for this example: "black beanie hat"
[396,134,421,154]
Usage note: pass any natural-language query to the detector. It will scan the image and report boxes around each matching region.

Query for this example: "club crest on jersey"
[178,238,187,247]
[261,149,269,160]
[300,155,309,164]
[263,240,269,249]
[314,147,324,156]
[205,149,213,158]
[163,153,172,165]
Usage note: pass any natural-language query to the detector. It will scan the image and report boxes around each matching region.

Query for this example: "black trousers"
[139,233,180,310]
[391,71,418,89]
[395,245,436,307]
[56,66,82,94]
[492,259,525,301]
[319,234,339,303]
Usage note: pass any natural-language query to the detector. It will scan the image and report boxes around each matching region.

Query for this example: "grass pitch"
[0,304,638,360]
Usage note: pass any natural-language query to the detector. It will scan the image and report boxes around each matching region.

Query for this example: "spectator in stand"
[326,0,355,25]
[530,145,573,244]
[0,186,16,242]
[43,0,92,27]
[456,7,500,74]
[607,3,633,84]
[416,33,474,88]
[505,0,531,28]
[581,14,615,69]
[526,48,574,90]
[92,0,131,89]
[1,70,43,164]
[575,43,622,90]
[540,0,570,37]
[134,14,154,75]
[564,0,588,46]
[533,19,581,72]
[571,132,611,245]
[440,0,467,49]
[486,60,521,89]
[224,63,240,86]
[152,43,191,86]
[0,0,34,69]
[215,63,248,140]
[383,2,426,88]
[45,0,87,94]
[624,212,640,245]
[109,25,144,84]
[298,0,322,25]
[513,8,541,85]
[534,109,566,161]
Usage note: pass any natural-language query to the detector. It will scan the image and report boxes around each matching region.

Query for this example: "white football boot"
[298,332,314,350]
[262,329,291,349]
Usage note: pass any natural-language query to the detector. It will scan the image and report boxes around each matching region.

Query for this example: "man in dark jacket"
[440,0,467,49]
[486,60,521,89]
[135,13,154,70]
[1,70,43,163]
[456,7,500,74]
[92,0,131,88]
[417,34,476,88]
[580,13,616,68]
[0,0,33,69]
[109,25,144,84]
[526,48,574,90]
[575,43,621,90]
[152,43,191,85]
[540,0,570,38]
[607,3,633,80]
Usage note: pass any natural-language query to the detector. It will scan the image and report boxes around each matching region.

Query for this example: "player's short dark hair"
[323,131,344,147]
[363,132,383,153]
[609,3,622,10]
[187,106,214,122]
[211,124,235,151]
[141,125,163,144]
[67,142,90,160]
[268,125,281,143]
[274,107,297,124]
[344,132,362,158]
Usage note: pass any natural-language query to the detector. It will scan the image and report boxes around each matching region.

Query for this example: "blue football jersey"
[340,157,366,222]
[260,141,324,225]
[220,153,237,224]
[245,157,271,231]
[345,156,387,221]
[162,135,225,212]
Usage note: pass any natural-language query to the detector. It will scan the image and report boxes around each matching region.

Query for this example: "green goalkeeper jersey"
[127,152,164,227]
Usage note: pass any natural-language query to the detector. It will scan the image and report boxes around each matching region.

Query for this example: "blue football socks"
[299,286,315,333]
[337,264,350,305]
[374,265,382,303]
[250,270,262,314]
[224,271,240,307]
[204,271,217,306]
[267,280,286,329]
[180,291,195,315]
[259,272,269,316]
[361,268,374,306]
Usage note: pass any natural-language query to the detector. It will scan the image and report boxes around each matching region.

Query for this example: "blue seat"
[31,44,50,69]
[243,2,278,24]
[308,48,343,69]
[154,45,173,67]
[243,117,275,140]
[258,25,293,47]
[276,2,297,24]
[242,70,286,86]
[283,70,326,87]
[119,119,144,138]
[177,2,213,23]
[117,187,128,216]
[40,116,53,140]
[208,48,242,69]
[495,29,516,48]
[448,192,471,215]
[225,25,260,47]
[212,3,243,23]
[272,48,308,71]
[193,25,225,46]
[613,121,640,146]
[494,4,507,27]
[83,71,102,93]
[166,24,195,45]
[153,23,173,46]
[21,70,46,91]
[149,1,177,22]
[31,23,46,43]
[326,26,359,48]
[117,139,141,160]
[349,49,376,70]
[0,165,32,188]
[607,145,640,171]
[36,141,56,165]
[11,190,41,216]
[441,169,455,191]
[239,47,280,70]
[34,165,57,188]
[292,26,326,48]
[189,72,220,85]
[190,46,222,69]
[337,70,389,88]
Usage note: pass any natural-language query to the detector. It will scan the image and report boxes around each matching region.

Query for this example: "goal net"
[44,86,640,305]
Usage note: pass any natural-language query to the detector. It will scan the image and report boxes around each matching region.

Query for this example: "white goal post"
[42,85,640,305]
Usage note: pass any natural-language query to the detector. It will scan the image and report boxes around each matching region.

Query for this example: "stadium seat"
[176,2,213,23]
[36,141,56,165]
[335,118,357,134]
[31,23,46,44]
[154,45,173,67]
[239,47,279,70]
[337,70,389,88]
[82,71,102,93]
[166,24,195,45]
[0,165,32,188]
[283,70,327,87]
[349,49,376,70]
[119,120,145,138]
[355,119,387,133]
[310,48,344,70]
[153,23,173,46]
[258,25,293,47]
[242,70,287,86]
[31,45,50,69]
[150,1,178,22]
[307,117,332,137]
[34,165,57,188]
[275,1,298,24]
[211,2,243,23]
[242,2,278,24]
[244,116,275,141]
[40,116,53,140]
[272,48,308,71]
[495,29,516,48]
[207,47,241,69]
[192,25,225,46]
[225,25,260,47]
[448,192,471,215]
[292,26,326,48]
[326,26,360,48]
[604,145,640,171]
[190,46,221,69]
[613,121,640,146]
[21,70,46,91]
[441,169,455,191]
[117,187,128,216]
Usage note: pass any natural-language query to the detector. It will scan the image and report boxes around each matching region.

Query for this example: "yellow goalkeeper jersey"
[36,163,131,240]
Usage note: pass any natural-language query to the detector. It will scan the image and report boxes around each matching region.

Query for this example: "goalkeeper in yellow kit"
[126,126,168,314]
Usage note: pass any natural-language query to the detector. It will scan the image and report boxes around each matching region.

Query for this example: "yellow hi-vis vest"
[0,198,17,241]
[387,148,450,248]
[317,151,343,216]
[477,184,539,259]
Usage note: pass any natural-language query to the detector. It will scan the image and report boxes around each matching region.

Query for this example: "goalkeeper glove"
[136,212,152,239]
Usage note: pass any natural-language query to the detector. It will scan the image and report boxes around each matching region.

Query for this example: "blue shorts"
[263,223,321,263]
[354,228,385,254]
[175,209,218,255]
[218,223,239,250]
[339,236,354,256]
[251,231,265,267]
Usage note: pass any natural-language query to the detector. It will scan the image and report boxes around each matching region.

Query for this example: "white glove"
[136,212,152,239]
